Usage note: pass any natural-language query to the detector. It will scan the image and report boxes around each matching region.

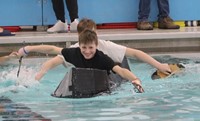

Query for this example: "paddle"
[151,63,185,80]
[17,56,23,77]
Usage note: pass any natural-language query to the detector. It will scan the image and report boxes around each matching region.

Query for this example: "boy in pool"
[0,52,19,64]
[18,18,171,76]
[37,29,145,93]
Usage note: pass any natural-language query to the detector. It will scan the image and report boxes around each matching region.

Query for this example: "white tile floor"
[1,27,200,44]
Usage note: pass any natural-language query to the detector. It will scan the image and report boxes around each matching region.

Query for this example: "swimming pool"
[1,53,200,121]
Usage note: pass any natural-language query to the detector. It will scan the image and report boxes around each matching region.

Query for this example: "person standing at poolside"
[137,0,180,30]
[47,0,79,33]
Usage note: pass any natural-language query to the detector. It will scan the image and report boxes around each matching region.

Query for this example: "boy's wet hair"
[79,29,98,45]
[77,18,97,34]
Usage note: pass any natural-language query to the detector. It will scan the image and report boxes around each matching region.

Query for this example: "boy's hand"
[8,52,19,59]
[132,78,144,93]
[35,70,47,81]
[158,63,171,75]
[35,72,43,81]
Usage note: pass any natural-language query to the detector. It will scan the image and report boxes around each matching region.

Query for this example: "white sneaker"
[47,20,68,33]
[70,19,79,32]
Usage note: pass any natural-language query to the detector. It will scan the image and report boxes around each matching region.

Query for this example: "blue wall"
[0,0,42,26]
[0,0,200,26]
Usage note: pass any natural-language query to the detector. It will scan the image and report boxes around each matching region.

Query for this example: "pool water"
[1,54,200,121]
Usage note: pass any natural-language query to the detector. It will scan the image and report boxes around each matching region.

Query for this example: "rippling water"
[1,55,200,121]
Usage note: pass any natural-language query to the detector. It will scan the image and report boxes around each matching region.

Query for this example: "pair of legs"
[47,0,79,33]
[137,0,179,30]
[138,0,169,22]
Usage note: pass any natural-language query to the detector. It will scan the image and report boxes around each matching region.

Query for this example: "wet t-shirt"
[61,48,115,73]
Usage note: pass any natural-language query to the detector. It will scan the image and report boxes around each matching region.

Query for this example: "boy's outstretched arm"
[18,45,63,57]
[35,55,64,81]
[112,65,144,93]
[125,48,171,75]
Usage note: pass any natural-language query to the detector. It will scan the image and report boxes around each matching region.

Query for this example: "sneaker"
[70,19,79,32]
[137,21,153,30]
[47,20,68,33]
[158,16,180,29]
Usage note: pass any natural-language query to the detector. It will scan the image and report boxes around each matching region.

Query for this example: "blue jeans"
[138,0,169,22]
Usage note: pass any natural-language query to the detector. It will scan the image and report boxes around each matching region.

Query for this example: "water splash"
[0,65,40,94]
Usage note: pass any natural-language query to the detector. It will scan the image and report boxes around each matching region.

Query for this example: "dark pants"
[52,0,78,23]
[138,0,169,21]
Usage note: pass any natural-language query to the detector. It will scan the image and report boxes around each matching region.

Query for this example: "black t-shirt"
[61,48,116,73]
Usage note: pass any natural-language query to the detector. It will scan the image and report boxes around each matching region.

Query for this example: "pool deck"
[0,26,200,54]
[1,27,200,43]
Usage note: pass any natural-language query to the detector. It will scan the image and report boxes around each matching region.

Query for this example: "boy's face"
[79,42,97,59]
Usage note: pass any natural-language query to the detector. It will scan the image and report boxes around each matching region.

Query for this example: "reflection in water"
[0,96,51,121]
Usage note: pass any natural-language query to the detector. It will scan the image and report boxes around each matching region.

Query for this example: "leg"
[138,0,151,22]
[65,0,79,32]
[157,0,169,18]
[52,0,65,22]
[157,0,180,29]
[47,0,68,33]
[65,0,79,22]
[137,0,153,30]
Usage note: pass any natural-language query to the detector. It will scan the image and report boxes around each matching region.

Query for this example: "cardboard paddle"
[151,63,185,80]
